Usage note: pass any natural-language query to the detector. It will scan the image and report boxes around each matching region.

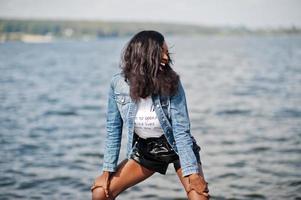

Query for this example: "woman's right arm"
[101,76,123,173]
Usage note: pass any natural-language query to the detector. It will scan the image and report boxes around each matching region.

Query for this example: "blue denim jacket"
[101,73,201,177]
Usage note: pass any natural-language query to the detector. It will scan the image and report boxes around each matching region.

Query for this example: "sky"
[0,0,300,29]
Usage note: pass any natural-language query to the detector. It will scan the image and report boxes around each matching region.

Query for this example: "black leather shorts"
[130,132,202,175]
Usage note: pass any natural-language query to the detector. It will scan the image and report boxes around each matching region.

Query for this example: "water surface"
[1,35,300,199]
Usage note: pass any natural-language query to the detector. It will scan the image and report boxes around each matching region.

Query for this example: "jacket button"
[156,104,160,108]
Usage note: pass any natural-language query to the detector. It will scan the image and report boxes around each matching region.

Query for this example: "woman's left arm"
[170,80,210,197]
[170,79,200,177]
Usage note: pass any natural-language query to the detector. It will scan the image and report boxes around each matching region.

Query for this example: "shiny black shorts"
[130,132,202,175]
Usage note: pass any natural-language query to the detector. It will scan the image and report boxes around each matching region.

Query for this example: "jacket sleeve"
[170,80,200,177]
[101,77,123,172]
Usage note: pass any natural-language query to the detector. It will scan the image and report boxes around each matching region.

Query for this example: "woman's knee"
[92,187,114,200]
[187,190,209,200]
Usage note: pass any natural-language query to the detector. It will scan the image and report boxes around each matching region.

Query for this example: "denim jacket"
[101,73,201,177]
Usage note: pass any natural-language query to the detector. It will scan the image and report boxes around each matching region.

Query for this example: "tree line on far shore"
[0,18,300,39]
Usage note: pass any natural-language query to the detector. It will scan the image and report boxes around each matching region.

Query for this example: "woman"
[91,30,210,200]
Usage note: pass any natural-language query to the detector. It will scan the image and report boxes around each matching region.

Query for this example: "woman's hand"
[187,173,210,199]
[90,171,112,198]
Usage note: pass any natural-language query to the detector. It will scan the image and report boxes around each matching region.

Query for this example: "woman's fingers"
[202,192,211,199]
[90,184,96,191]
[104,180,110,197]
[90,184,103,192]
[104,185,109,198]
[202,192,209,196]
[204,182,209,193]
[104,176,110,198]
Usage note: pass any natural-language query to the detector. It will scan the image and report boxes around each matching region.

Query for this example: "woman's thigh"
[92,158,156,199]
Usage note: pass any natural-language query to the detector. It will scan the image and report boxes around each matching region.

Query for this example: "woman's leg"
[175,163,209,200]
[92,158,156,200]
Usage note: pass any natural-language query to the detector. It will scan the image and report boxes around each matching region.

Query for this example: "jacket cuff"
[101,163,117,173]
[182,166,200,177]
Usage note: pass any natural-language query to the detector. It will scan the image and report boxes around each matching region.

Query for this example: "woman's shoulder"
[168,78,185,98]
[110,72,129,92]
[110,72,124,85]
[111,72,123,81]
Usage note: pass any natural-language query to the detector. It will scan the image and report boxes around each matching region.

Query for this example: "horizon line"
[0,16,299,30]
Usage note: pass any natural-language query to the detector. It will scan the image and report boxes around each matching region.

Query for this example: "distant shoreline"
[1,18,300,42]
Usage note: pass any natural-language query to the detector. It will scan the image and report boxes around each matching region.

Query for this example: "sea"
[1,35,300,200]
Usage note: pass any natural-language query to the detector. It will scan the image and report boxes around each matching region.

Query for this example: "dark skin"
[91,41,210,200]
[160,41,169,66]
[91,160,210,200]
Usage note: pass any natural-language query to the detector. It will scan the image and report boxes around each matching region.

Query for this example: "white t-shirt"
[134,96,164,139]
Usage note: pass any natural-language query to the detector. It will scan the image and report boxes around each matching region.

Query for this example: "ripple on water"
[79,104,102,111]
[244,193,266,199]
[17,176,81,190]
[250,146,271,153]
[30,126,59,134]
[218,172,243,179]
[79,152,103,158]
[289,180,301,187]
[139,194,158,199]
[15,143,40,156]
[274,108,301,118]
[221,140,235,145]
[37,94,59,104]
[216,109,252,116]
[0,176,16,187]
[43,109,78,116]
[225,160,246,168]
[17,179,46,190]
[0,193,23,200]
[6,169,37,178]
